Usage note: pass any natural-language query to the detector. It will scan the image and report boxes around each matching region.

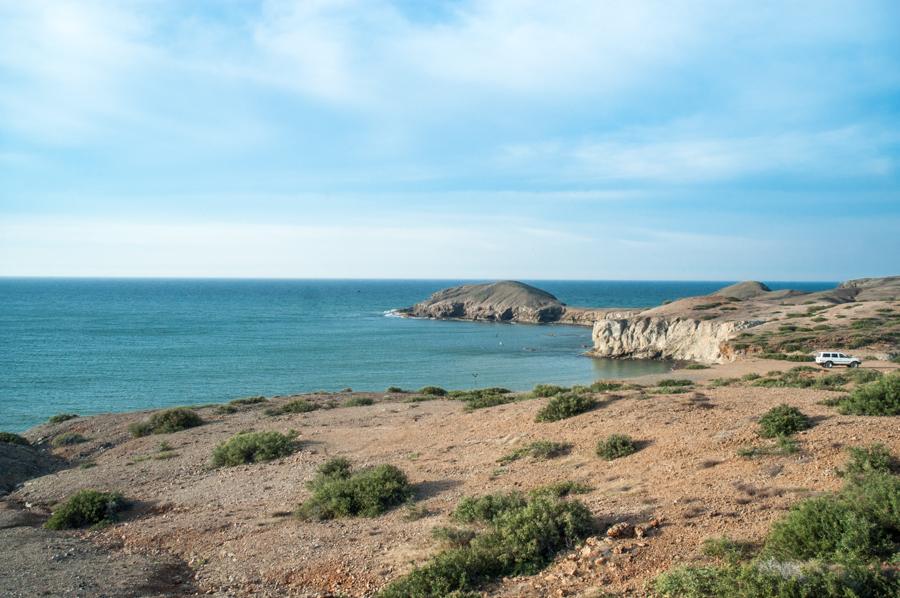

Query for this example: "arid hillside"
[2,359,898,597]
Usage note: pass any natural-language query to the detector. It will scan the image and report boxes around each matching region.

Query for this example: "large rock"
[715,281,771,300]
[402,281,566,323]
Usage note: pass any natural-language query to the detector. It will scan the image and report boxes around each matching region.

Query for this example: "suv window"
[837,353,846,358]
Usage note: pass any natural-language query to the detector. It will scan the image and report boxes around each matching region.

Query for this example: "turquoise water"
[0,279,835,432]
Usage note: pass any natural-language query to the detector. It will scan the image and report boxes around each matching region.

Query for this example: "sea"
[0,279,836,432]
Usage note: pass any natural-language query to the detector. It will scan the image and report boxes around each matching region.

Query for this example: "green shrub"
[48,413,78,424]
[658,378,694,387]
[654,562,897,597]
[380,493,593,597]
[211,431,297,467]
[596,434,638,460]
[535,392,597,422]
[44,490,125,530]
[760,352,815,362]
[590,381,623,391]
[684,364,710,370]
[431,526,477,548]
[449,388,516,411]
[453,492,527,524]
[0,431,29,446]
[700,537,755,564]
[419,386,448,396]
[757,404,811,438]
[498,440,571,465]
[296,459,413,520]
[386,386,406,393]
[835,374,900,416]
[741,372,761,381]
[51,432,88,447]
[531,384,568,397]
[710,377,739,387]
[128,408,203,437]
[229,396,267,406]
[530,481,591,498]
[266,399,320,416]
[843,444,898,477]
[344,397,375,407]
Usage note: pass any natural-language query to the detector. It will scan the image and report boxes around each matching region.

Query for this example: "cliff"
[591,316,764,362]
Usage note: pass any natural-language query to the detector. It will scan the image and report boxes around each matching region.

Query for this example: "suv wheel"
[849,362,859,368]
[823,361,833,368]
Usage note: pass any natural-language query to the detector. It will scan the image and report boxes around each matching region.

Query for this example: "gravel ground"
[2,359,898,597]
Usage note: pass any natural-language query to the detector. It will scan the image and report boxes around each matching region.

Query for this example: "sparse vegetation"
[431,525,476,548]
[296,458,413,520]
[700,537,756,564]
[44,490,126,530]
[344,397,375,407]
[834,373,900,416]
[449,388,516,411]
[590,381,623,392]
[658,378,693,387]
[737,436,799,458]
[128,408,203,437]
[230,396,267,406]
[379,492,593,597]
[530,481,591,498]
[535,392,597,422]
[683,364,710,370]
[757,404,811,438]
[386,386,406,393]
[51,432,88,447]
[419,386,448,397]
[0,431,29,446]
[531,384,568,397]
[265,399,319,416]
[211,431,298,467]
[596,434,638,460]
[842,444,898,477]
[48,413,78,424]
[498,440,572,465]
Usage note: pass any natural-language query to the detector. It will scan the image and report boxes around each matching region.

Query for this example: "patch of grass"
[701,537,756,564]
[759,352,814,362]
[403,502,430,521]
[128,408,203,437]
[535,392,597,422]
[654,561,896,598]
[658,378,694,387]
[449,388,516,411]
[757,405,811,438]
[683,364,710,370]
[694,303,723,310]
[48,413,78,424]
[842,444,898,477]
[230,396,267,406]
[386,386,406,393]
[0,431,29,446]
[531,384,569,397]
[431,526,476,548]
[265,399,320,416]
[835,373,900,416]
[44,490,126,530]
[737,436,799,458]
[530,481,591,498]
[344,397,375,407]
[709,377,739,387]
[596,434,638,460]
[296,458,413,520]
[590,381,623,392]
[379,492,593,597]
[212,431,297,467]
[498,440,572,465]
[51,432,88,447]
[419,386,448,397]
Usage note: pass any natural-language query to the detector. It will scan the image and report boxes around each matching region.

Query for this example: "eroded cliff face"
[591,316,765,363]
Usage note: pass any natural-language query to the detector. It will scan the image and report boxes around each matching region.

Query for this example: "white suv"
[815,351,862,369]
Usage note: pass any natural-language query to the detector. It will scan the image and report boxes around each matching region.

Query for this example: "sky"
[1,0,898,281]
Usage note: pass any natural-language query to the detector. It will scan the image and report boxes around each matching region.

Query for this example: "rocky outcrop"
[715,281,771,300]
[401,281,567,323]
[591,317,765,363]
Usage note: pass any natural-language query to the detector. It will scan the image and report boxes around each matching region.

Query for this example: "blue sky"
[1,0,898,280]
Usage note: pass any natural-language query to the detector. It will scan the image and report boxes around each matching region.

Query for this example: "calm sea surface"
[0,279,835,432]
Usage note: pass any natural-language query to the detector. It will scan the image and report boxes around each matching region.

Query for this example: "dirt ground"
[2,359,898,597]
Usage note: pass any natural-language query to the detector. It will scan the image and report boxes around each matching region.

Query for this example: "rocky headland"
[402,277,900,363]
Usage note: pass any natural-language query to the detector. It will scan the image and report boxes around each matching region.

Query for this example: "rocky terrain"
[1,359,898,597]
